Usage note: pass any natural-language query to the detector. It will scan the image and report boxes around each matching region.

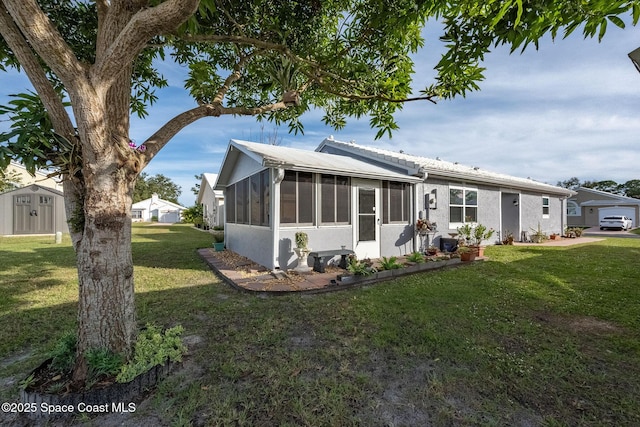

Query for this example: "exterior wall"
[5,163,63,192]
[200,186,224,228]
[278,226,352,270]
[520,192,563,236]
[228,154,263,184]
[226,224,274,268]
[380,224,414,257]
[417,179,566,246]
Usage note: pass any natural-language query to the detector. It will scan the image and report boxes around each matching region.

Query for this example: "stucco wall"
[520,192,565,237]
[226,224,273,268]
[380,224,414,257]
[278,226,352,270]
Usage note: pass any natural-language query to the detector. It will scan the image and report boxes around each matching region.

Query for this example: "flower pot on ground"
[457,246,476,262]
[293,232,312,272]
[212,233,225,251]
[293,247,312,273]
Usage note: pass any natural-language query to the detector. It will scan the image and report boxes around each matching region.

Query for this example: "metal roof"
[317,138,575,197]
[216,139,423,188]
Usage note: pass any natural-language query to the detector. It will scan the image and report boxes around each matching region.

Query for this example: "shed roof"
[215,139,422,189]
[317,138,575,197]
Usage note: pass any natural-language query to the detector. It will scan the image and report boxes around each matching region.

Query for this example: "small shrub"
[86,348,124,380]
[116,324,187,383]
[406,252,425,263]
[295,232,308,249]
[49,331,77,373]
[347,255,376,276]
[379,256,402,270]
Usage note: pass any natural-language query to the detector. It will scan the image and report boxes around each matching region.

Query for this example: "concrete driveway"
[582,227,640,239]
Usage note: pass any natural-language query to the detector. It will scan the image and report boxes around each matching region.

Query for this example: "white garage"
[599,206,636,227]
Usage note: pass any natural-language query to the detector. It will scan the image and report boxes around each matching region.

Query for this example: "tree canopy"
[133,172,181,204]
[557,176,640,198]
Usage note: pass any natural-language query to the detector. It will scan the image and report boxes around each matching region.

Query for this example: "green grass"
[2,226,640,426]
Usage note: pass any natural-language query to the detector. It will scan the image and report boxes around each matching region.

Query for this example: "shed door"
[13,194,55,234]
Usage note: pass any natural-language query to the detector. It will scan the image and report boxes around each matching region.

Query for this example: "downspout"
[272,167,285,270]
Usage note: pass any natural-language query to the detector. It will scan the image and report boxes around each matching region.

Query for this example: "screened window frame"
[320,174,351,225]
[225,169,271,227]
[279,170,315,226]
[382,181,411,224]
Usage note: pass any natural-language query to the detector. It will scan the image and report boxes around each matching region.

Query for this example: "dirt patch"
[533,311,624,335]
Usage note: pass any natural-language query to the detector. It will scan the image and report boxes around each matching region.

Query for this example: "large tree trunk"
[72,163,137,382]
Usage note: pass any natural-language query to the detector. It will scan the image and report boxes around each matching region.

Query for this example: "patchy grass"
[1,227,640,426]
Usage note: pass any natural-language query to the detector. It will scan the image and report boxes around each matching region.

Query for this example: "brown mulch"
[206,249,344,291]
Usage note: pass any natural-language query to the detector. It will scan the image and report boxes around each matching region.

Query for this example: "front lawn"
[1,225,639,426]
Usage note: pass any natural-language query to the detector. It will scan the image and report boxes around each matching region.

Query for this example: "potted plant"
[293,232,311,272]
[212,234,224,251]
[530,223,547,243]
[457,246,476,262]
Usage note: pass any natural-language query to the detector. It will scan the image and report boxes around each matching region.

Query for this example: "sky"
[1,21,639,207]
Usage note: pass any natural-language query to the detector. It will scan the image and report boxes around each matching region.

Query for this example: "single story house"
[196,173,225,228]
[567,187,640,228]
[317,137,575,247]
[215,139,422,270]
[0,184,69,235]
[131,193,186,223]
[215,138,575,271]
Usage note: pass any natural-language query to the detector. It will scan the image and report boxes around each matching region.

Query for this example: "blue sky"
[2,22,639,207]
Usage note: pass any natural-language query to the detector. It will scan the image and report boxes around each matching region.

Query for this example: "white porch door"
[353,179,380,260]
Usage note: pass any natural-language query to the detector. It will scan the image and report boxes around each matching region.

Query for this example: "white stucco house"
[215,138,575,271]
[131,193,186,223]
[196,173,225,228]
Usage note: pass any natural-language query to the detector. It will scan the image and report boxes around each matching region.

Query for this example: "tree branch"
[139,101,288,169]
[91,0,199,85]
[0,1,76,137]
[212,51,255,105]
[2,0,86,85]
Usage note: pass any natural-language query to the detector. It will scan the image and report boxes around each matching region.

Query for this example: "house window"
[567,200,580,216]
[382,181,411,223]
[542,196,550,218]
[280,171,314,225]
[449,186,478,224]
[132,210,142,219]
[321,174,350,224]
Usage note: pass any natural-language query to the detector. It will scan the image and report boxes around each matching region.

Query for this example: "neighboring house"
[215,139,422,270]
[567,187,640,228]
[316,137,575,247]
[131,193,186,223]
[196,173,225,228]
[3,161,64,192]
[0,184,69,235]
